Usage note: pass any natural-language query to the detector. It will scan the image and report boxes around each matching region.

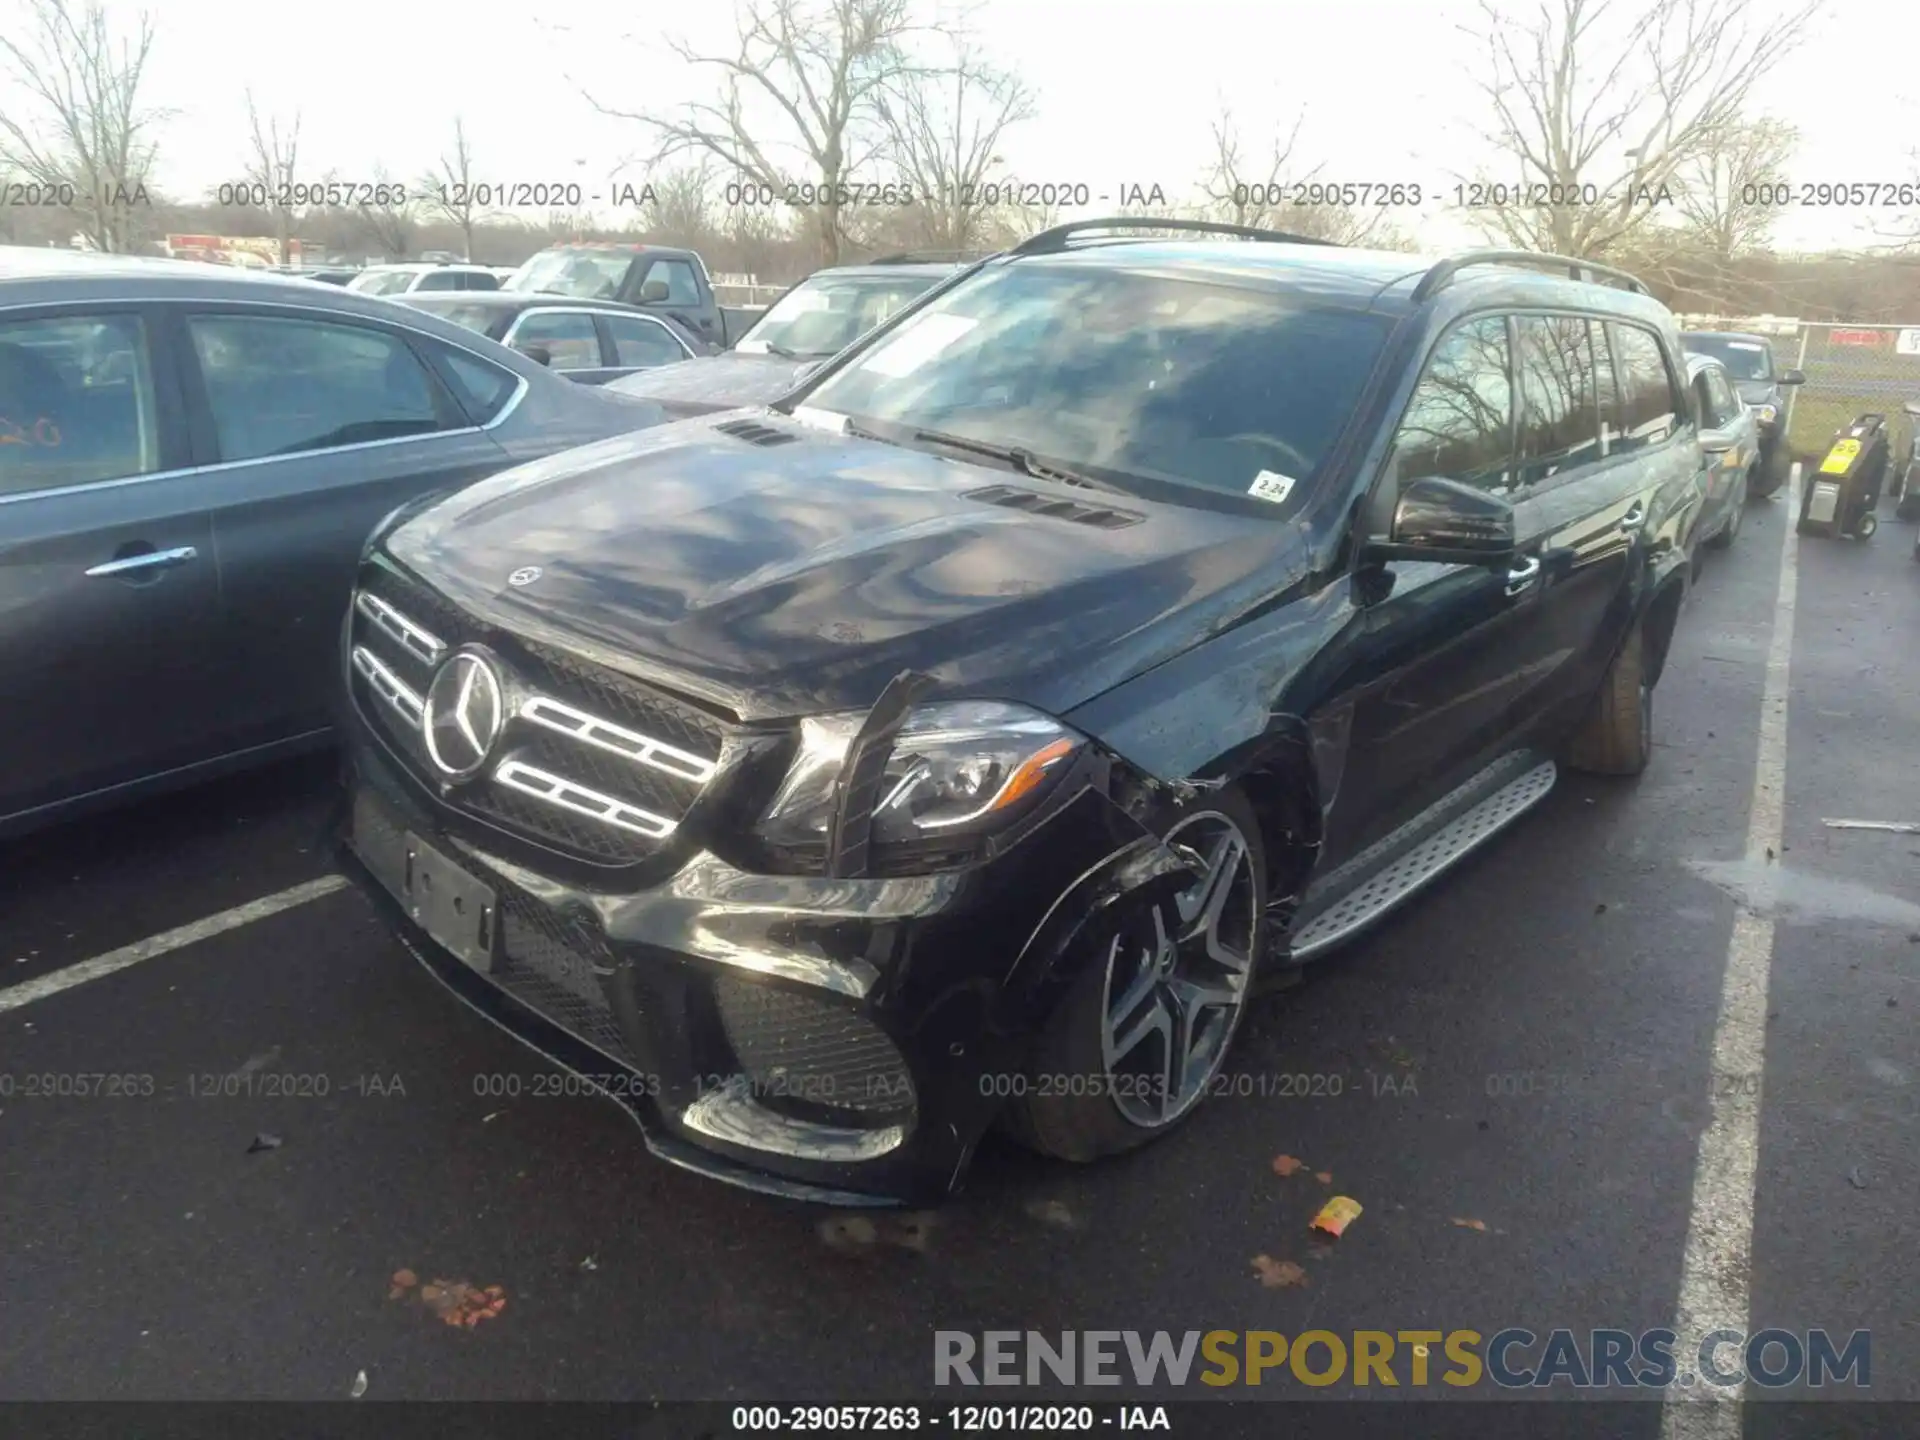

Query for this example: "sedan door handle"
[1504,554,1541,596]
[86,545,198,578]
[1619,501,1648,531]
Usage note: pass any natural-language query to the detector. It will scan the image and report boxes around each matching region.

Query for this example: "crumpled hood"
[604,353,815,416]
[384,415,1302,722]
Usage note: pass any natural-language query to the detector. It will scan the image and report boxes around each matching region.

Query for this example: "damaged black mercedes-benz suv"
[335,219,1702,1205]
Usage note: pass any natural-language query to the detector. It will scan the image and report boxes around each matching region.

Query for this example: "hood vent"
[964,483,1144,530]
[713,417,799,447]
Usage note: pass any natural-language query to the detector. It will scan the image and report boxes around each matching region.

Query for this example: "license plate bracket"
[403,831,498,974]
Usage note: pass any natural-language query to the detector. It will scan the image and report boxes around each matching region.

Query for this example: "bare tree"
[419,117,487,260]
[354,167,417,260]
[0,0,166,252]
[589,0,924,266]
[1198,106,1412,248]
[1200,106,1307,228]
[242,91,302,265]
[874,34,1034,253]
[1462,0,1821,257]
[1674,115,1798,263]
[634,161,719,249]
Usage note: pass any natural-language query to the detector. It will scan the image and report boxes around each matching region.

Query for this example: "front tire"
[1567,624,1651,777]
[1008,789,1268,1163]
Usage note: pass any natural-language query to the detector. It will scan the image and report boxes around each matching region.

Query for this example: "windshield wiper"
[755,342,802,359]
[907,428,1112,492]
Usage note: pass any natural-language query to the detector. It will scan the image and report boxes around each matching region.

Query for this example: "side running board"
[1287,760,1558,961]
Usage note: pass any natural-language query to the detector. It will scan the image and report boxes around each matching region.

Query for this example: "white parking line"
[0,875,349,1016]
[1661,466,1801,1437]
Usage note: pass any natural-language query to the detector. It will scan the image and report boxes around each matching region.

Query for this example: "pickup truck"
[505,242,736,351]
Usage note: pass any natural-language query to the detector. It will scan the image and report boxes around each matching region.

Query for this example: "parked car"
[606,258,964,418]
[335,221,1700,1206]
[349,263,501,297]
[1680,331,1804,498]
[504,242,728,350]
[0,247,667,837]
[391,293,700,385]
[1684,351,1759,552]
[295,267,360,287]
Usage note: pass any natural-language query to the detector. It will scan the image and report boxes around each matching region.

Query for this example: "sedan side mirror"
[1361,475,1518,567]
[1699,427,1737,455]
[638,279,670,303]
[1780,368,1806,386]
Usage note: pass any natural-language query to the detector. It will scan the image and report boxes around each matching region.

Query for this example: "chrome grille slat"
[354,590,446,665]
[351,645,425,726]
[519,696,719,784]
[494,760,679,839]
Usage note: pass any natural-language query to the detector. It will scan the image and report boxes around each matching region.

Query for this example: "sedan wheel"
[1100,810,1260,1129]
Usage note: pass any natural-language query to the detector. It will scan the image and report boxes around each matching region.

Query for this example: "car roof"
[361,261,489,273]
[808,261,963,280]
[0,248,544,341]
[1681,330,1773,344]
[996,239,1674,321]
[400,292,653,313]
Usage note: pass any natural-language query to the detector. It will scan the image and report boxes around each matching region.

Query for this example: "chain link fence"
[1680,315,1920,459]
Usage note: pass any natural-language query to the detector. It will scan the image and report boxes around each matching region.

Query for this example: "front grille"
[712,976,914,1119]
[348,563,731,866]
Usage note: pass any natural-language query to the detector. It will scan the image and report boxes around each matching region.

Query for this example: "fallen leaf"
[1311,1195,1363,1237]
[1848,1167,1868,1191]
[1024,1198,1077,1229]
[1271,1154,1305,1177]
[245,1132,283,1155]
[350,1370,368,1399]
[1451,1217,1487,1231]
[1314,1171,1332,1185]
[392,1269,418,1289]
[1251,1255,1309,1288]
[579,1256,598,1272]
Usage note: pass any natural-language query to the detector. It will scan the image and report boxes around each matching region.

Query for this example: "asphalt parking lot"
[1,480,1915,1420]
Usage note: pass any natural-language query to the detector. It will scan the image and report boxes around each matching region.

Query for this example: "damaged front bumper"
[335,737,1196,1206]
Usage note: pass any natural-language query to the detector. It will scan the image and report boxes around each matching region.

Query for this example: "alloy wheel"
[1100,810,1259,1129]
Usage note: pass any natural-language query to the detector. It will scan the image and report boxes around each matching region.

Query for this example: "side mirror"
[1361,475,1518,567]
[1779,369,1806,386]
[638,279,670,303]
[1699,427,1736,455]
[519,343,553,367]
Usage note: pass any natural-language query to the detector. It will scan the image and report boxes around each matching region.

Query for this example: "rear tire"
[1706,472,1747,550]
[1567,624,1651,777]
[1008,788,1268,1163]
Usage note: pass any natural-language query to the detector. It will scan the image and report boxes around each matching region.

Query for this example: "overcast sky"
[103,0,1920,254]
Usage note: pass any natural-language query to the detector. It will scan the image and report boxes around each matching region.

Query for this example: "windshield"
[797,262,1392,504]
[349,270,418,296]
[737,273,945,357]
[1683,335,1774,382]
[508,249,633,300]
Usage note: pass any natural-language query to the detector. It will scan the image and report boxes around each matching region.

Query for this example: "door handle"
[1504,554,1541,596]
[1619,501,1648,531]
[86,545,198,578]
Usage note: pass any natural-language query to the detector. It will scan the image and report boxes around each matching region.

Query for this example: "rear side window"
[1390,315,1515,494]
[186,314,453,461]
[433,346,519,424]
[415,271,460,292]
[1607,323,1680,453]
[605,315,689,368]
[460,271,499,291]
[0,313,161,494]
[508,311,601,369]
[1514,315,1601,486]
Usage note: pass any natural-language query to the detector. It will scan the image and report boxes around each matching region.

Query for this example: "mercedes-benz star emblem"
[422,651,506,777]
[508,566,542,588]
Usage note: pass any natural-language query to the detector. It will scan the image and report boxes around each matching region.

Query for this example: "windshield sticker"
[1248,470,1297,505]
[862,313,979,378]
[790,406,849,435]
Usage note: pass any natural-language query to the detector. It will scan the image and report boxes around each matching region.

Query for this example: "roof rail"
[1010,216,1341,256]
[1412,249,1649,301]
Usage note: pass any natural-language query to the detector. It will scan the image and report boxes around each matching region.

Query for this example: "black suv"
[1680,331,1805,497]
[335,220,1701,1206]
